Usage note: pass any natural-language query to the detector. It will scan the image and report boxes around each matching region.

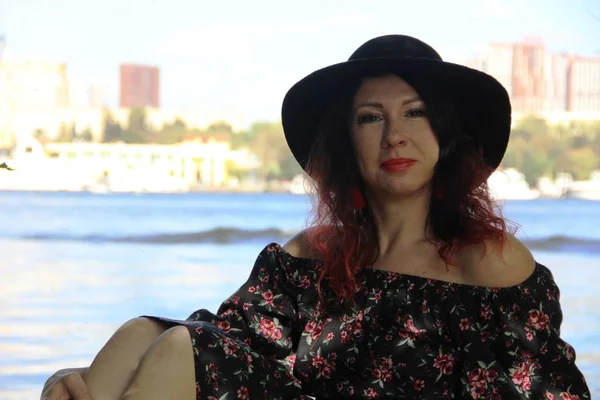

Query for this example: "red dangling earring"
[353,187,366,209]
[434,187,444,200]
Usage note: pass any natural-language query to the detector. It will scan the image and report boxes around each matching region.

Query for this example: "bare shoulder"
[459,232,536,287]
[283,228,323,261]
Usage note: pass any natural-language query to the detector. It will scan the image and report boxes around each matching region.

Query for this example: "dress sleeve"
[185,243,303,360]
[456,263,591,399]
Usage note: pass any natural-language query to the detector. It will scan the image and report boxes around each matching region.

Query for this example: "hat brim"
[281,57,511,171]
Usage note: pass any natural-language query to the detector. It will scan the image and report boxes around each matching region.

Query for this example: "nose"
[382,118,408,149]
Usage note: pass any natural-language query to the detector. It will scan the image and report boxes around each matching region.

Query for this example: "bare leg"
[120,326,196,400]
[84,317,168,400]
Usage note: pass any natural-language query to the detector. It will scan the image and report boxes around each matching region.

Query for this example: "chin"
[366,171,433,197]
[388,187,426,198]
[375,178,432,199]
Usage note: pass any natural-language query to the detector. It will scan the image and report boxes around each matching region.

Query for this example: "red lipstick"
[380,158,416,172]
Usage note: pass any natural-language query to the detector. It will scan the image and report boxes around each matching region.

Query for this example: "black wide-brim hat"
[281,34,511,172]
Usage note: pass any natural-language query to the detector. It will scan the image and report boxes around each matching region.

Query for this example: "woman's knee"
[143,326,193,363]
[112,317,167,343]
[120,326,196,400]
[156,326,192,349]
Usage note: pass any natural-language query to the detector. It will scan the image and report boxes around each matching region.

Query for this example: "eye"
[405,108,426,118]
[356,113,384,125]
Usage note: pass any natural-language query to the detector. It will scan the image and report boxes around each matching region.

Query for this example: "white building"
[0,135,257,192]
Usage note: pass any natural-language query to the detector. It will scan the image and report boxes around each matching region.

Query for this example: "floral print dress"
[144,243,590,399]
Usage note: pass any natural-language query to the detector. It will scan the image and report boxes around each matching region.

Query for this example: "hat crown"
[349,35,442,62]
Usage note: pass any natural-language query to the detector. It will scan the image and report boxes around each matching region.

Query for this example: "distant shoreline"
[0,186,304,195]
[1,189,600,200]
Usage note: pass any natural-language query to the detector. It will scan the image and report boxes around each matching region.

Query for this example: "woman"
[42,35,590,399]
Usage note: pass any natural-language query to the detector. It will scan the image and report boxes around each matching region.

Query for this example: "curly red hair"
[303,73,515,303]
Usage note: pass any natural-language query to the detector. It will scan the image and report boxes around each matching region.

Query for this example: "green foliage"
[248,122,293,180]
[48,110,600,185]
[279,153,304,180]
[565,148,599,180]
[502,117,600,185]
[78,128,94,142]
[155,118,187,144]
[102,111,124,143]
[229,130,254,150]
[45,123,94,143]
[206,121,234,135]
[225,159,249,180]
[122,108,155,143]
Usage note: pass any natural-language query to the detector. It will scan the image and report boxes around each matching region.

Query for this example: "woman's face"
[350,74,440,199]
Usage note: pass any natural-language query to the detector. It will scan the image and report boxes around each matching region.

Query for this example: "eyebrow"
[353,96,423,111]
[401,96,423,106]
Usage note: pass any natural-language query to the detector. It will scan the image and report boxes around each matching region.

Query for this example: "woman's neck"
[368,190,434,257]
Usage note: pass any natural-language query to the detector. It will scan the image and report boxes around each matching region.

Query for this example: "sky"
[1,0,600,126]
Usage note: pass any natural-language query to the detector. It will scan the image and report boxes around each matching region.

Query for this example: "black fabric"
[143,243,590,399]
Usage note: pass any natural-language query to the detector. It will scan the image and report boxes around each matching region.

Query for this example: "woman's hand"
[40,367,92,400]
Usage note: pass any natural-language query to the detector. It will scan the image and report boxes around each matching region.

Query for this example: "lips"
[380,158,416,172]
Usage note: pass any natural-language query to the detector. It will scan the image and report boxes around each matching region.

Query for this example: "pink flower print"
[257,318,282,342]
[468,368,488,398]
[221,337,238,355]
[480,305,491,320]
[300,275,312,289]
[413,379,425,391]
[433,353,456,375]
[512,367,532,391]
[237,386,249,399]
[262,290,274,306]
[528,309,550,330]
[366,387,379,399]
[460,318,471,331]
[215,320,231,333]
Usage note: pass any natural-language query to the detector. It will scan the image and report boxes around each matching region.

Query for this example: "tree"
[503,116,600,185]
[207,121,233,135]
[521,147,552,186]
[102,111,124,143]
[171,118,187,131]
[279,153,304,180]
[78,128,94,142]
[70,124,78,141]
[229,130,253,150]
[123,107,154,143]
[511,116,549,142]
[120,129,146,144]
[503,136,551,186]
[127,108,146,132]
[502,137,526,170]
[249,122,290,181]
[591,125,600,160]
[225,159,249,180]
[155,118,187,144]
[564,148,598,180]
[571,135,591,149]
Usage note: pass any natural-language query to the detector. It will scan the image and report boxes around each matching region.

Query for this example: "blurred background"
[0,0,599,398]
